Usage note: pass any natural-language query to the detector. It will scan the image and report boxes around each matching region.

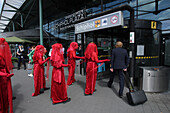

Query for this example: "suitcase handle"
[123,71,134,92]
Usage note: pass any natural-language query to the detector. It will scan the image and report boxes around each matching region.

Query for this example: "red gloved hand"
[105,59,110,61]
[7,73,14,78]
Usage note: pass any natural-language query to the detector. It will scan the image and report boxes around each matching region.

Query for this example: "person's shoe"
[28,74,33,77]
[119,95,123,98]
[84,93,92,96]
[64,98,71,103]
[107,83,111,88]
[44,87,50,91]
[12,97,16,100]
[40,90,44,94]
[29,74,33,77]
[17,68,20,70]
[24,67,26,70]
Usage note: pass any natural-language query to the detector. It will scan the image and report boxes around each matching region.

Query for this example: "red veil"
[67,42,78,54]
[0,38,13,72]
[51,43,64,62]
[84,43,98,61]
[33,45,50,79]
[33,45,45,62]
[0,38,13,113]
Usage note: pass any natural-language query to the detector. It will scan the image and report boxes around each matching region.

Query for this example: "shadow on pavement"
[76,80,86,91]
[13,84,25,113]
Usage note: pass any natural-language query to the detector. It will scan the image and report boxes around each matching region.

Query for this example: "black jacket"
[111,48,130,69]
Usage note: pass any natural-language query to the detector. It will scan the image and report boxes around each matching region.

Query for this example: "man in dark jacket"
[17,45,26,70]
[108,41,129,98]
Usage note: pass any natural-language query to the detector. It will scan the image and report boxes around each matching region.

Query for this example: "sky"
[0,0,4,12]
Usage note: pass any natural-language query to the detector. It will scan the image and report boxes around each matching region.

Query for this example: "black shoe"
[12,97,16,100]
[24,68,26,70]
[17,68,20,70]
[107,83,111,88]
[84,93,92,96]
[63,98,71,103]
[119,95,123,98]
[44,87,50,91]
[40,89,44,94]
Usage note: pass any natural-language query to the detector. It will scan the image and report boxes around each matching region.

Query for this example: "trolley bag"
[123,71,147,105]
[27,63,33,74]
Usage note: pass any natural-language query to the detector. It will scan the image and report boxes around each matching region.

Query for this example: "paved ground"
[11,66,170,113]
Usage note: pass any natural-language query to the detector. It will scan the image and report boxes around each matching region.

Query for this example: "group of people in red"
[29,41,110,104]
[0,38,110,112]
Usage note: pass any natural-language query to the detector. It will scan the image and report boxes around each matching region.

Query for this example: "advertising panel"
[75,11,124,34]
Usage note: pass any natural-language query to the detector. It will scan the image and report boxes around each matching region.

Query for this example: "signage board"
[56,9,86,31]
[151,21,157,29]
[130,32,135,43]
[75,11,124,34]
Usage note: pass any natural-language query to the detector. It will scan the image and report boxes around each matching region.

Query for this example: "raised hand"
[7,73,14,78]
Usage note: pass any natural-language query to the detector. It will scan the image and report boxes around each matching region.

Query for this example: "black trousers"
[108,69,124,96]
[18,56,26,69]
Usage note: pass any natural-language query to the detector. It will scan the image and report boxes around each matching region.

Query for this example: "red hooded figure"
[84,43,110,95]
[50,43,70,104]
[0,38,14,113]
[32,45,50,96]
[67,42,85,85]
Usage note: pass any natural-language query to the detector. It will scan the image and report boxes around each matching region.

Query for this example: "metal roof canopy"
[0,0,116,32]
[0,0,169,33]
[0,0,26,32]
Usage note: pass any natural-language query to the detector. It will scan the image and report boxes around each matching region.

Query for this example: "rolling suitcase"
[124,71,147,105]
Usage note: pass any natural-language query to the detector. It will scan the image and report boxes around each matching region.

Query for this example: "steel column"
[39,0,43,45]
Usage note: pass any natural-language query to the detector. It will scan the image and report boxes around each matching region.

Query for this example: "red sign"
[111,15,118,24]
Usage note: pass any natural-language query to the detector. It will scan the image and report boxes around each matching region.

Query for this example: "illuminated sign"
[151,21,157,29]
[75,11,123,34]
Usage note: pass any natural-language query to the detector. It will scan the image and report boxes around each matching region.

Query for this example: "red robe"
[67,42,85,85]
[85,43,109,95]
[51,57,68,103]
[0,57,13,113]
[32,53,49,96]
[67,50,76,85]
[85,52,98,95]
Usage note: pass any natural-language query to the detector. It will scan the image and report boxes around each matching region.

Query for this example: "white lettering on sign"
[75,22,94,33]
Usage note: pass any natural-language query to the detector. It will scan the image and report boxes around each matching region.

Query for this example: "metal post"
[21,14,23,28]
[136,0,138,19]
[8,26,10,32]
[101,0,103,12]
[39,0,43,45]
[111,33,113,50]
[155,0,158,14]
[12,21,15,32]
[75,34,77,42]
[129,10,135,83]
[93,32,97,44]
[81,33,85,75]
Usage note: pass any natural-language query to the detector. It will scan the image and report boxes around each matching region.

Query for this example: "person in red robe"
[67,42,85,85]
[84,43,110,95]
[32,45,50,96]
[0,38,14,113]
[50,43,71,104]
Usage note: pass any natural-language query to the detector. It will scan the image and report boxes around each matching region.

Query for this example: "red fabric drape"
[50,43,69,104]
[84,43,110,95]
[67,42,85,85]
[32,45,49,96]
[0,38,13,113]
